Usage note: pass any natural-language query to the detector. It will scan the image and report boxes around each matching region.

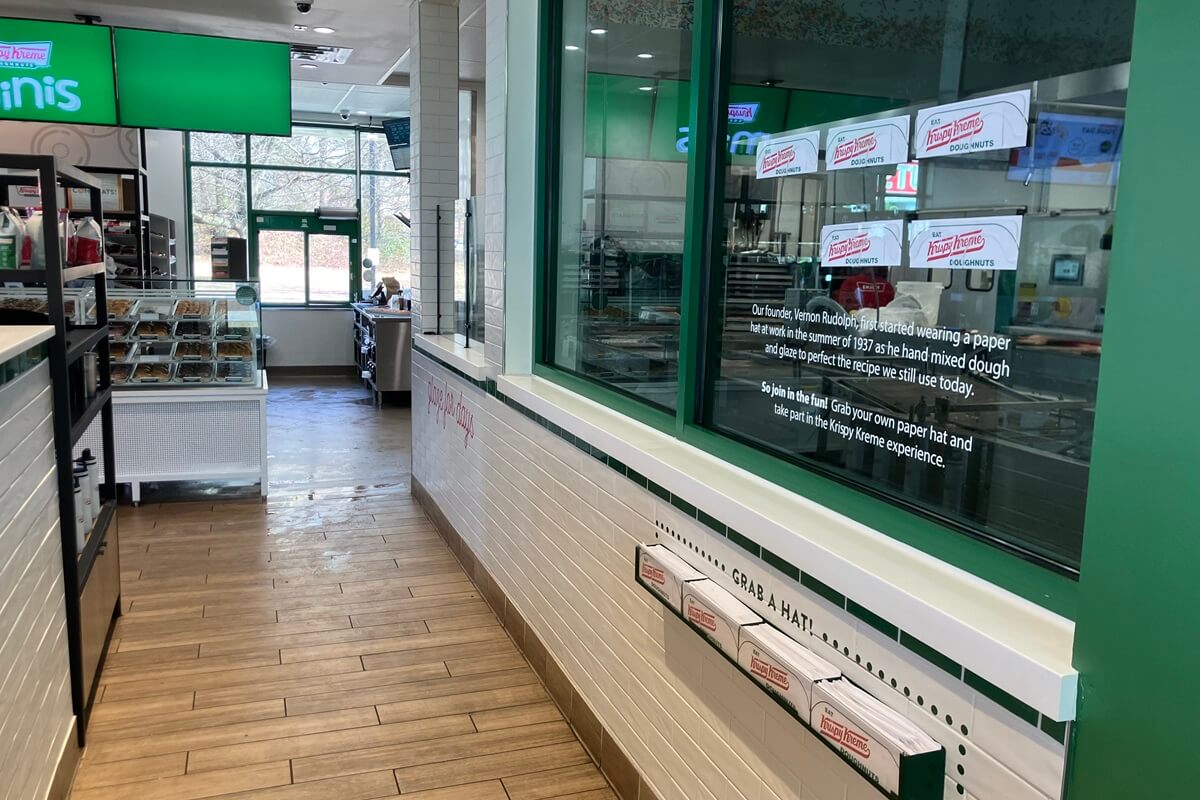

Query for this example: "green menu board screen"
[0,18,117,125]
[115,28,290,135]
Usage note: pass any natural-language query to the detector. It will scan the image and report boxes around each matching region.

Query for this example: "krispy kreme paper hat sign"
[826,115,911,171]
[915,89,1030,158]
[756,129,820,179]
[820,220,904,268]
[908,214,1024,271]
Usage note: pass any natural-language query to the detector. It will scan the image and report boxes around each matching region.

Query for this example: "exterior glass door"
[251,214,361,305]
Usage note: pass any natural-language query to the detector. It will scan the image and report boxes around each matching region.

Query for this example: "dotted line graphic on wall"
[414,348,1073,800]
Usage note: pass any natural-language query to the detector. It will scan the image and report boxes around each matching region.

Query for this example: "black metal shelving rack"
[78,163,150,281]
[1,154,120,746]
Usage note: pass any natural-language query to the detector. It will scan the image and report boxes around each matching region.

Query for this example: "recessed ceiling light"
[313,26,336,34]
[636,52,653,59]
[293,24,308,31]
[564,45,580,51]
[590,28,607,35]
[638,86,653,92]
[355,111,368,116]
[299,63,318,69]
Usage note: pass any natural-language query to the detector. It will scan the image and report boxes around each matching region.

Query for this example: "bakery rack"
[0,154,121,746]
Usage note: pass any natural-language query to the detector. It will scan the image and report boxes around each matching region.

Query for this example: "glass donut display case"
[0,279,263,389]
[0,280,267,502]
[95,280,263,388]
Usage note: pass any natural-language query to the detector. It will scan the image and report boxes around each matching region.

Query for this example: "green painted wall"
[1068,2,1200,797]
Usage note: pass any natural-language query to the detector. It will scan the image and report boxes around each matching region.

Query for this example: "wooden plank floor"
[70,379,614,800]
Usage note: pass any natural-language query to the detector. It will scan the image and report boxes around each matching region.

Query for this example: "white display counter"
[79,373,268,503]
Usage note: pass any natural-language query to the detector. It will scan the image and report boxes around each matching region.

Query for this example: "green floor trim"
[414,350,1063,735]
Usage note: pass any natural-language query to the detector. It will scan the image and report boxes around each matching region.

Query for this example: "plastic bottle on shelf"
[79,449,100,513]
[73,477,85,554]
[77,453,96,527]
[0,207,25,269]
[73,462,92,540]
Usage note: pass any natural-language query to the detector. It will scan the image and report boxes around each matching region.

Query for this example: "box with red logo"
[680,578,762,659]
[811,679,944,798]
[737,622,840,725]
[635,544,705,614]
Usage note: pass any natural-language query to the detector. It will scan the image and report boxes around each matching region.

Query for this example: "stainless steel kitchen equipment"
[353,302,413,403]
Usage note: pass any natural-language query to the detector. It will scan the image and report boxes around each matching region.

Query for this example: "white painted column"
[483,0,508,370]
[409,0,460,335]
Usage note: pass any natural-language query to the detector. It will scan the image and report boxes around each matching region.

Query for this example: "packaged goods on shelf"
[636,543,706,613]
[738,621,841,724]
[811,679,943,796]
[681,578,763,658]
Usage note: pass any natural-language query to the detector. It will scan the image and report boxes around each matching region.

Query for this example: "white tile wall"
[412,353,1065,800]
[0,362,74,800]
[483,0,507,371]
[410,0,462,335]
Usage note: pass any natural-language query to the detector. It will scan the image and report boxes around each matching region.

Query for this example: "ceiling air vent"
[291,44,353,65]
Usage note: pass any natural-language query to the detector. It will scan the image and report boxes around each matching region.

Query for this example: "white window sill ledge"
[414,335,490,382]
[497,373,1078,721]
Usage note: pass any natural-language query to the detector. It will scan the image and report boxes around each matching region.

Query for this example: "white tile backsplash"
[0,363,73,800]
[413,353,1067,800]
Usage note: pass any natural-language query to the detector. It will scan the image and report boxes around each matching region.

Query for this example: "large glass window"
[544,0,694,411]
[189,166,247,280]
[251,170,357,212]
[700,0,1134,572]
[250,126,356,170]
[360,173,412,293]
[190,132,246,164]
[542,0,1137,573]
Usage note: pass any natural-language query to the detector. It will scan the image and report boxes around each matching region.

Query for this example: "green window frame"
[185,124,409,308]
[531,0,1132,617]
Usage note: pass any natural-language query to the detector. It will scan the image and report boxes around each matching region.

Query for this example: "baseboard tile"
[47,719,80,800]
[414,477,661,800]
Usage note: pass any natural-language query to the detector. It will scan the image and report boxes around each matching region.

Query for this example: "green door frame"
[249,211,362,306]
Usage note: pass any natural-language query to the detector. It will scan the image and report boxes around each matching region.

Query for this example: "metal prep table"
[352,303,413,403]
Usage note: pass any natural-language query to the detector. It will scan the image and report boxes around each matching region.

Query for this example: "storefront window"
[544,0,695,411]
[190,131,246,164]
[360,173,412,293]
[251,170,356,213]
[700,0,1134,571]
[189,166,247,279]
[249,126,356,170]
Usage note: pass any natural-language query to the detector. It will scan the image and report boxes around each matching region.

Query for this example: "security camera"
[339,110,350,121]
[296,2,312,13]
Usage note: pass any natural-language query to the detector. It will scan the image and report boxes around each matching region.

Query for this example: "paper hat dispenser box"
[811,679,944,797]
[680,578,763,659]
[738,620,841,725]
[636,543,705,613]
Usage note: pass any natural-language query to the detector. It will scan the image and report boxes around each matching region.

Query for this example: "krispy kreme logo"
[728,102,759,123]
[826,233,872,262]
[749,654,790,691]
[926,229,986,261]
[0,41,51,69]
[832,132,878,165]
[820,713,872,759]
[760,145,795,175]
[686,603,718,632]
[925,111,985,151]
[640,562,666,586]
